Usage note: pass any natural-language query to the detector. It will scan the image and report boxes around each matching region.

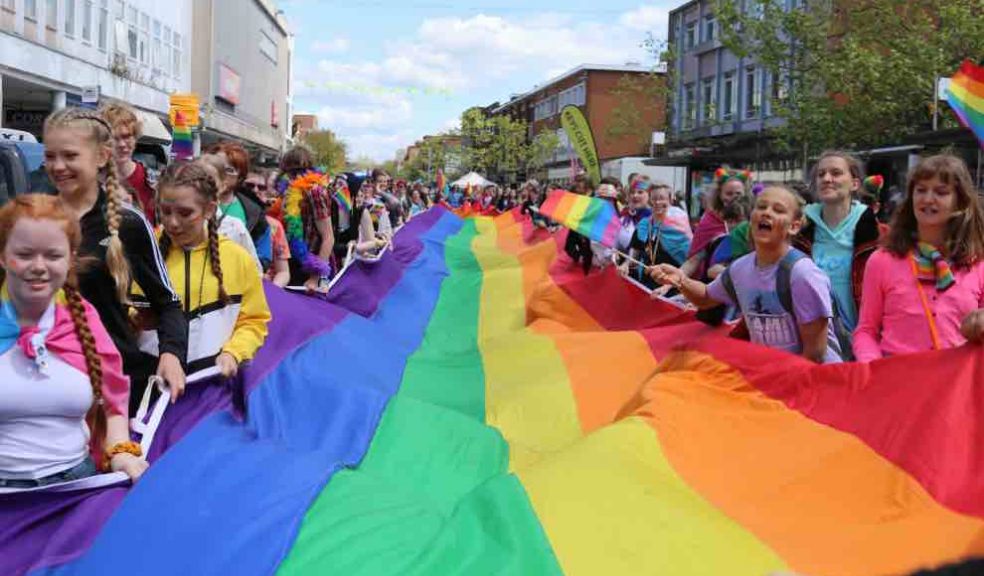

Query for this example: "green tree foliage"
[400,134,462,183]
[302,129,348,173]
[713,0,984,154]
[459,107,560,181]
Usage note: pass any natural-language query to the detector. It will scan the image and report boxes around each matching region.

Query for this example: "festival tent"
[3,207,984,576]
[451,171,495,188]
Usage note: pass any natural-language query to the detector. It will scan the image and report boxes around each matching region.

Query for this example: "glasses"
[245,182,267,191]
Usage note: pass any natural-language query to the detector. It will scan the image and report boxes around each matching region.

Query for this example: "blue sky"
[281,0,676,162]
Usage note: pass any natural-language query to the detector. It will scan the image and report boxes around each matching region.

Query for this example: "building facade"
[190,0,291,161]
[492,64,667,184]
[291,112,317,140]
[1,0,191,141]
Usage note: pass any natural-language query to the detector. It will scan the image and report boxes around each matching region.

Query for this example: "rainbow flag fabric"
[539,189,620,247]
[334,185,353,214]
[3,208,984,576]
[171,110,194,161]
[946,59,984,149]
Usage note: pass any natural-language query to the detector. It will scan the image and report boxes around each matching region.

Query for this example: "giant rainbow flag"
[3,207,984,575]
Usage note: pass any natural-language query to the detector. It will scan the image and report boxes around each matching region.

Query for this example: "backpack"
[715,249,853,360]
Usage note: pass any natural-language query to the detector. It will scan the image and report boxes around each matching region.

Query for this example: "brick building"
[291,113,317,139]
[491,64,667,184]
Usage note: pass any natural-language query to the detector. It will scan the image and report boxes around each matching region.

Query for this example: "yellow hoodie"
[132,234,270,375]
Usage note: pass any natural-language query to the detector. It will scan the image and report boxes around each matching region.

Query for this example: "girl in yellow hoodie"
[132,160,270,379]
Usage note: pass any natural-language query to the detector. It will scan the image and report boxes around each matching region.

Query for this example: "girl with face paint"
[130,161,271,381]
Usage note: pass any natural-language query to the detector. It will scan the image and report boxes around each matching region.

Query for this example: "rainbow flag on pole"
[4,208,984,576]
[171,110,194,161]
[539,189,620,247]
[334,185,353,214]
[946,59,984,149]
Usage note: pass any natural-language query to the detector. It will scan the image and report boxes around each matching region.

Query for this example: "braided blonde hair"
[158,160,229,304]
[43,108,132,305]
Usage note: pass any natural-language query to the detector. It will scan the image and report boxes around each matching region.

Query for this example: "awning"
[135,109,172,144]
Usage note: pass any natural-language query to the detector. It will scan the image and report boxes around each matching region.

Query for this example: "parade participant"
[352,180,391,258]
[43,107,187,414]
[137,161,271,378]
[371,169,403,227]
[329,174,357,263]
[199,154,262,270]
[794,151,882,337]
[651,185,842,364]
[616,178,652,253]
[394,179,411,215]
[619,184,692,290]
[0,194,147,487]
[854,154,984,362]
[204,142,272,265]
[681,168,750,280]
[408,186,428,218]
[245,169,289,283]
[278,146,334,292]
[100,102,158,225]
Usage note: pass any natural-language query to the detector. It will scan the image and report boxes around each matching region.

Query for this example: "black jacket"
[234,186,270,243]
[78,192,187,380]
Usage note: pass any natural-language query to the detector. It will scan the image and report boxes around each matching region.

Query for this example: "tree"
[302,129,348,173]
[712,0,984,157]
[400,133,463,183]
[458,107,560,182]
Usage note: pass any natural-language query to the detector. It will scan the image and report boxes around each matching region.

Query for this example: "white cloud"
[619,4,670,33]
[310,36,351,54]
[293,6,664,162]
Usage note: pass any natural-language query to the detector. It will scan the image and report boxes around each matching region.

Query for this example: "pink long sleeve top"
[853,249,984,362]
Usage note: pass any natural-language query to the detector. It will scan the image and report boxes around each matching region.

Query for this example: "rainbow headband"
[714,168,752,186]
[283,170,332,277]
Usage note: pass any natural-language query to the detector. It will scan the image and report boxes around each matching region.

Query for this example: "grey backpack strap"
[776,249,807,317]
[721,265,738,307]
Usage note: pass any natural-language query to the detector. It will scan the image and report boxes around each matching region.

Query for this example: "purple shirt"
[708,251,842,363]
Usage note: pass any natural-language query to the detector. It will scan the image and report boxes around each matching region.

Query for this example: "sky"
[281,0,676,163]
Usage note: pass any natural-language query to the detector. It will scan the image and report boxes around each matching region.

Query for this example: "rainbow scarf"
[946,59,984,149]
[914,242,956,291]
[5,209,984,575]
[539,189,620,247]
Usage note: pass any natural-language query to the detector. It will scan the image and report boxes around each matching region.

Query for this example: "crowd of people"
[0,102,982,494]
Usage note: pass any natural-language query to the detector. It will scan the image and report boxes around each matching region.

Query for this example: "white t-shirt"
[0,344,93,480]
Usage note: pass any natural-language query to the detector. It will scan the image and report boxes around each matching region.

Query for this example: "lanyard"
[909,253,942,350]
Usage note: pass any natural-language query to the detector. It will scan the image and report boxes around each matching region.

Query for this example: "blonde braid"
[102,159,133,304]
[64,283,107,449]
[207,217,230,304]
[44,108,134,306]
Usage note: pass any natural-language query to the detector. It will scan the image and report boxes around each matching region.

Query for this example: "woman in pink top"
[854,155,984,361]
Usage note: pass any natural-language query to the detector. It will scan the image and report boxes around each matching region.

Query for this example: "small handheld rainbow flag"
[538,189,620,247]
[171,110,194,161]
[435,169,446,195]
[946,60,984,149]
[334,185,353,214]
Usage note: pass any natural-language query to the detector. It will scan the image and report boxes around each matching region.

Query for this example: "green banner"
[560,105,601,186]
